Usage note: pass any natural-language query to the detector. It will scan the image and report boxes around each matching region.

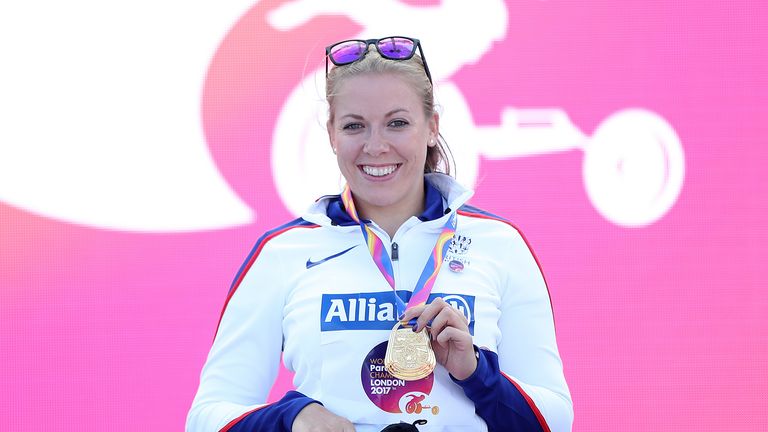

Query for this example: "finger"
[427,297,468,332]
[429,305,460,336]
[429,305,468,338]
[400,303,426,324]
[434,326,474,351]
[413,298,447,331]
[437,297,470,325]
[411,304,440,331]
[402,299,442,329]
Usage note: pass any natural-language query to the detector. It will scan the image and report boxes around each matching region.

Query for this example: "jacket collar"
[303,174,473,228]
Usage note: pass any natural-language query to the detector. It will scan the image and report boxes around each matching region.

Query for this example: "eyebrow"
[339,108,410,120]
[385,108,409,117]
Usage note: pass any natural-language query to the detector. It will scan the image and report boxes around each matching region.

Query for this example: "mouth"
[360,164,401,178]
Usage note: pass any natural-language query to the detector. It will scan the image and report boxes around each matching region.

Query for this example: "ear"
[326,119,337,154]
[428,111,440,147]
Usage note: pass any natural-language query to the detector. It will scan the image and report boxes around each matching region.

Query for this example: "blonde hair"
[326,47,453,176]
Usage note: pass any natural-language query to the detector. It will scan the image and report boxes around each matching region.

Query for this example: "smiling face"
[327,72,438,225]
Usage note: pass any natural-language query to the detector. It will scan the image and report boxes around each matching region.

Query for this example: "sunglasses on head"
[325,36,433,84]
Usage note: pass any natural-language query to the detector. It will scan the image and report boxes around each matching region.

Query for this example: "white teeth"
[362,165,397,177]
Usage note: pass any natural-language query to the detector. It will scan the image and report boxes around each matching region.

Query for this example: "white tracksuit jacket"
[187,174,573,432]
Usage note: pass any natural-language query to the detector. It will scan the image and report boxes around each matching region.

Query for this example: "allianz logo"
[320,291,475,334]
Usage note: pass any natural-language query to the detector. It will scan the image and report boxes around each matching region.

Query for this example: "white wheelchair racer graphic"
[0,0,684,231]
[268,0,685,227]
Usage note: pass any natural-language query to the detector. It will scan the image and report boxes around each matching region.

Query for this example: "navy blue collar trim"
[419,179,446,221]
[326,180,446,226]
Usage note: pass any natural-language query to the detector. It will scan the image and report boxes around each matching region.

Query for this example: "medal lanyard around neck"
[341,185,456,317]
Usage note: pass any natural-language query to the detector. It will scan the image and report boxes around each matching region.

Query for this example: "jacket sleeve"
[186,240,318,431]
[452,227,573,431]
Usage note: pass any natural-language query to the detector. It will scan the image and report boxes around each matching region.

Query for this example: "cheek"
[336,142,359,167]
[403,136,430,161]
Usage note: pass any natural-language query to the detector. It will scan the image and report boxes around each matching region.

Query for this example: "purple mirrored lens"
[330,41,367,64]
[377,37,415,59]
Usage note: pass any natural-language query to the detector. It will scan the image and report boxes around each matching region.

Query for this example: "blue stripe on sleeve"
[457,204,510,222]
[451,348,545,431]
[225,391,318,432]
[228,218,316,293]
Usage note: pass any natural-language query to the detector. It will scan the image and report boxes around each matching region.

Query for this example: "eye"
[342,122,364,130]
[389,119,409,128]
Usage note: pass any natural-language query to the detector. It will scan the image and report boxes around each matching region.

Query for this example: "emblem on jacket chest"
[445,234,472,272]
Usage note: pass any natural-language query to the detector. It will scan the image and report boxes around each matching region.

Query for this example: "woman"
[187,37,573,431]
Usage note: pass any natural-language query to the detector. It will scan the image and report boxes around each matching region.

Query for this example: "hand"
[401,297,477,380]
[292,402,356,432]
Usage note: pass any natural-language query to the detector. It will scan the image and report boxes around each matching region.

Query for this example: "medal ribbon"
[341,184,456,316]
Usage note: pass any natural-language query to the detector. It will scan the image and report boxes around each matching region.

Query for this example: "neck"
[361,209,415,239]
[357,193,425,239]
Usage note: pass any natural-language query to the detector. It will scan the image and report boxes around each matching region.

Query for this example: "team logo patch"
[321,291,475,334]
[448,260,464,272]
[445,235,472,271]
[448,235,472,255]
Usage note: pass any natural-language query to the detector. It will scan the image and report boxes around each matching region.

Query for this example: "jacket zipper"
[391,241,402,304]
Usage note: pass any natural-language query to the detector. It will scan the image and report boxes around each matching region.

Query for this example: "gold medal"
[384,321,436,381]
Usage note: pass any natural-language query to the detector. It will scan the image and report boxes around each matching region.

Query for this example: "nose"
[363,127,389,156]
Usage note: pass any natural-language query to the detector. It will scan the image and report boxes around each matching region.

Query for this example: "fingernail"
[412,322,419,332]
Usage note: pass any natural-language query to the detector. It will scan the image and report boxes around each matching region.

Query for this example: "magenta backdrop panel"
[1,1,766,430]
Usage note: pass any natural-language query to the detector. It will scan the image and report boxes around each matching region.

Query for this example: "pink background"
[1,0,767,430]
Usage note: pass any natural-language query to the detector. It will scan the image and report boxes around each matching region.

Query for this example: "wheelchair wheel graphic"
[583,109,685,227]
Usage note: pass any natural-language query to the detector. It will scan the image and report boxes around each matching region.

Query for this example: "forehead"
[331,73,423,114]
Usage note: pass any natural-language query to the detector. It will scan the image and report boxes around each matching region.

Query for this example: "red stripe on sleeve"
[213,224,318,339]
[457,210,556,326]
[501,371,552,432]
[218,404,270,432]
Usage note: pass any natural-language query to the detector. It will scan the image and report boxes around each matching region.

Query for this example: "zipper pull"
[391,242,399,261]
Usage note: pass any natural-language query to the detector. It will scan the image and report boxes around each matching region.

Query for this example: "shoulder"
[257,217,321,245]
[241,218,321,265]
[457,204,523,236]
[455,204,543,264]
[457,205,551,299]
[229,218,320,291]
